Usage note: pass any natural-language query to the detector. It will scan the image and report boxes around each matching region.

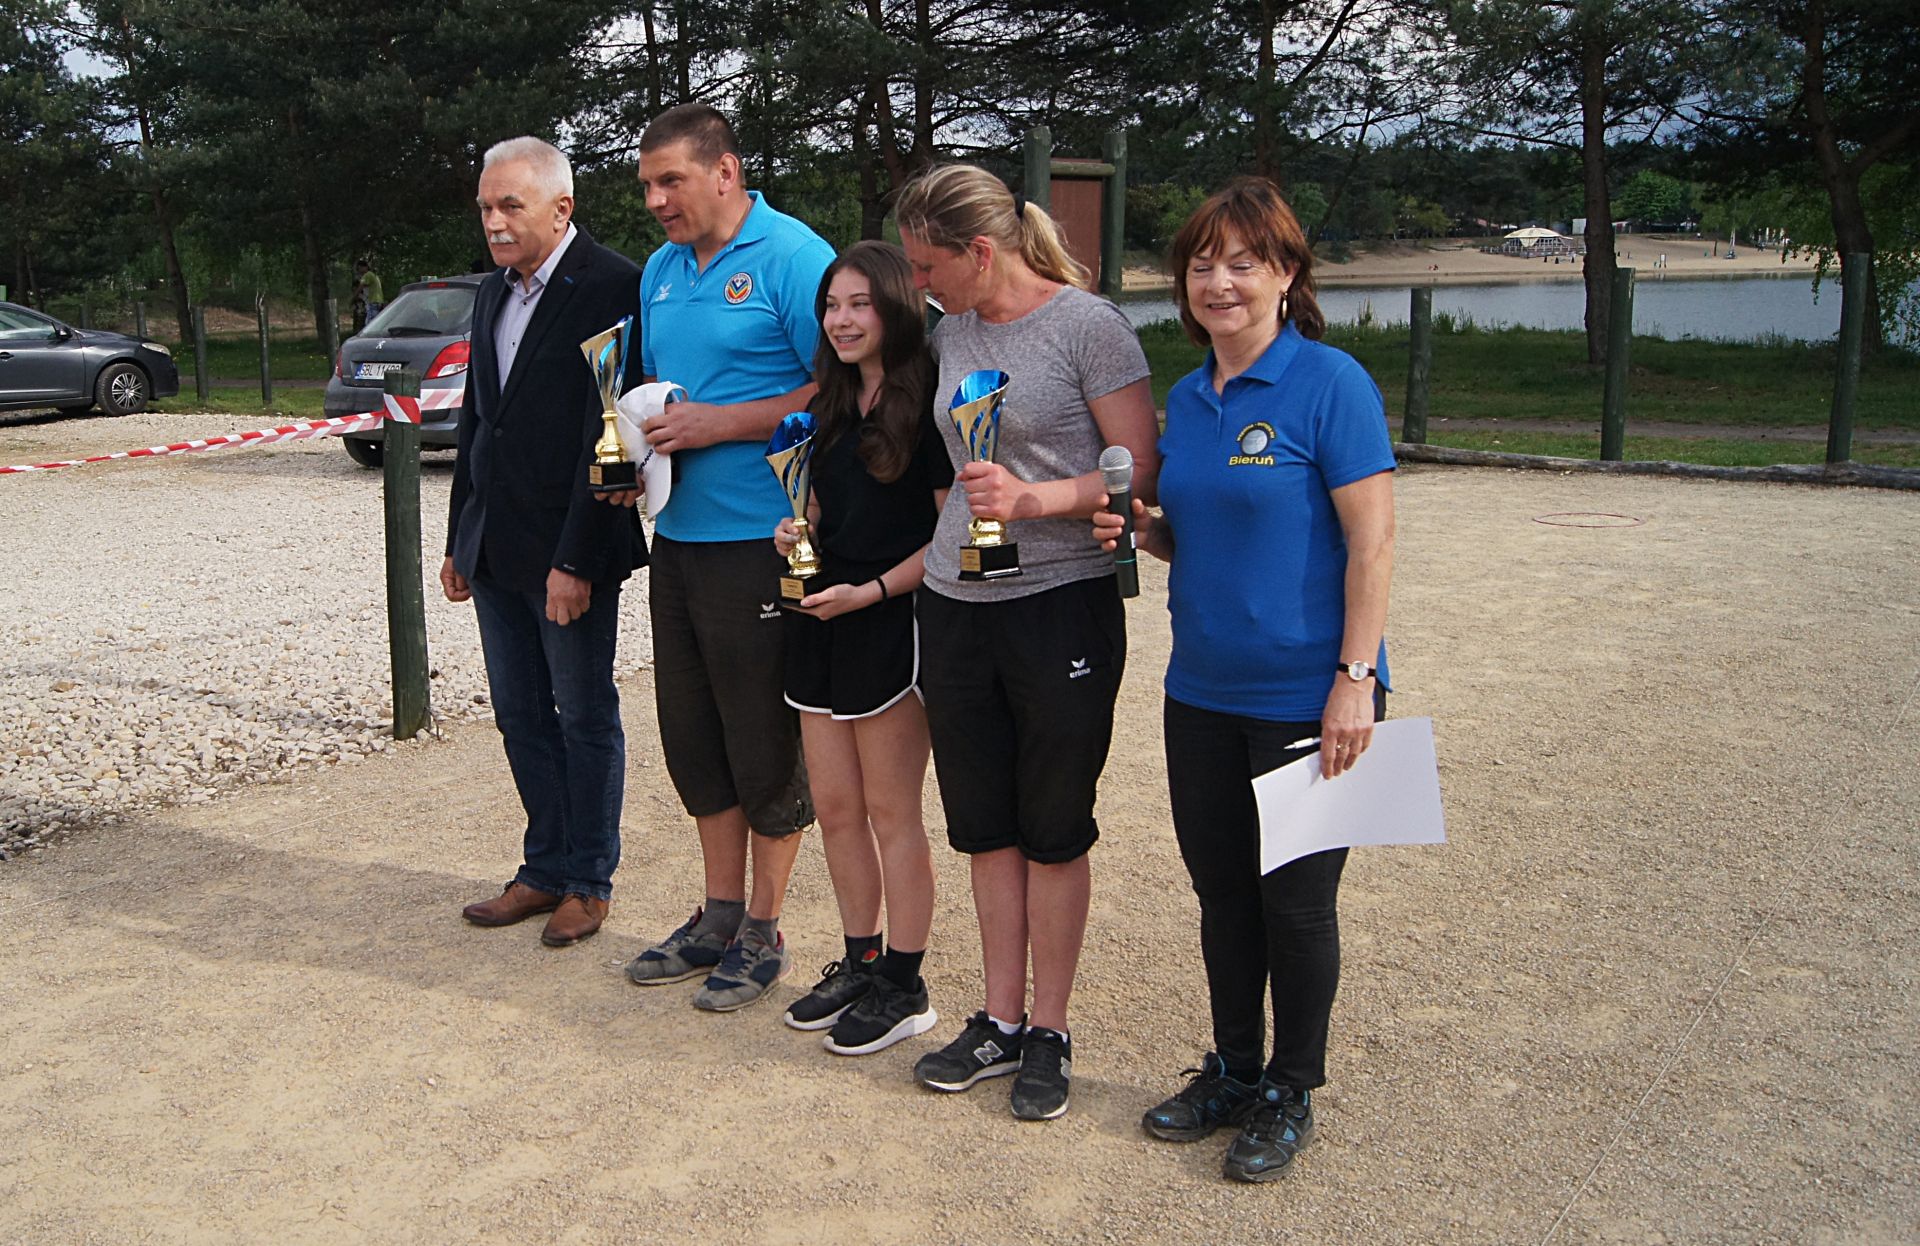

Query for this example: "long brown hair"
[1167,177,1326,345]
[893,163,1090,289]
[809,241,935,484]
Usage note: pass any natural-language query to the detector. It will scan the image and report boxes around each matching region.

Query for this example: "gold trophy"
[583,316,636,495]
[765,411,820,606]
[949,369,1021,580]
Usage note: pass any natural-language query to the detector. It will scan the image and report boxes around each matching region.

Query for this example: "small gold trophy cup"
[583,316,636,495]
[949,369,1021,580]
[765,411,820,606]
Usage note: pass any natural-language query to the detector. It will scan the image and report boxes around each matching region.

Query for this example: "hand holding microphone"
[1098,445,1139,600]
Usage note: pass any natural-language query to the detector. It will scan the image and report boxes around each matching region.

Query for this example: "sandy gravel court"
[0,421,1914,1243]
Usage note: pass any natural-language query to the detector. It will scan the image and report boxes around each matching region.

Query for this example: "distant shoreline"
[1118,238,1826,296]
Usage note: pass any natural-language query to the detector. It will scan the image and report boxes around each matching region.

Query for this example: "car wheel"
[94,362,150,416]
[343,437,384,468]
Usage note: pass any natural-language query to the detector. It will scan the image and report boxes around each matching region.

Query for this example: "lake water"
[1116,274,1859,344]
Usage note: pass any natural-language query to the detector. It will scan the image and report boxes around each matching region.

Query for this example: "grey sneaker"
[692,926,790,1012]
[626,907,733,986]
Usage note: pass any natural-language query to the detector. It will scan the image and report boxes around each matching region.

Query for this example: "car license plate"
[354,361,403,380]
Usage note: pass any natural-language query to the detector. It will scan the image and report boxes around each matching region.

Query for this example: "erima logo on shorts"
[1231,421,1276,466]
[725,272,753,304]
[759,601,779,620]
[1069,658,1090,679]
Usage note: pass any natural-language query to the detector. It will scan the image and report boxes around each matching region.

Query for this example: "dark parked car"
[0,301,180,417]
[326,275,483,467]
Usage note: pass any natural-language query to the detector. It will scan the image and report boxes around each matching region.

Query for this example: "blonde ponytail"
[895,164,1090,290]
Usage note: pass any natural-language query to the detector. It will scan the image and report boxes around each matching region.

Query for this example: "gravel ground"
[0,409,652,855]
[1,409,1916,1243]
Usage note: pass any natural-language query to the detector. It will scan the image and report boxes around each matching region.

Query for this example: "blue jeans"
[470,575,625,900]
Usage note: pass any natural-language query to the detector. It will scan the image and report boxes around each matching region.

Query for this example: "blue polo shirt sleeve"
[778,236,835,380]
[639,250,667,379]
[1312,354,1396,490]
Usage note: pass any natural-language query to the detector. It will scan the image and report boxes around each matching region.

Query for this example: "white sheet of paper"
[1252,717,1447,874]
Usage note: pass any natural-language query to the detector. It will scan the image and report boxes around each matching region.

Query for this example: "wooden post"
[323,296,340,371]
[1100,130,1127,299]
[1403,287,1432,444]
[192,307,209,402]
[1023,126,1052,213]
[134,301,147,340]
[382,368,430,741]
[1826,253,1869,465]
[1600,267,1635,461]
[79,300,91,330]
[255,292,273,405]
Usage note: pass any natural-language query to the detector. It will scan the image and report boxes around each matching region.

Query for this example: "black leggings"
[1162,690,1383,1089]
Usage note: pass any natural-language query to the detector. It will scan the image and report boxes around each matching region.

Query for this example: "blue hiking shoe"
[1222,1082,1315,1183]
[626,907,733,986]
[1142,1053,1261,1142]
[692,925,790,1012]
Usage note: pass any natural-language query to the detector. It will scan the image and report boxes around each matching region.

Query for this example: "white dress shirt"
[492,223,578,391]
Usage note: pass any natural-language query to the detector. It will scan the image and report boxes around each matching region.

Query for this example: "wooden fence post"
[1826,253,1869,465]
[382,368,431,741]
[1600,268,1635,461]
[192,307,210,403]
[1023,126,1052,213]
[255,292,273,405]
[1100,130,1127,299]
[1403,287,1433,444]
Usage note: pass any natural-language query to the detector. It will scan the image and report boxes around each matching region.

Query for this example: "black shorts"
[917,576,1125,864]
[648,536,813,838]
[784,561,921,720]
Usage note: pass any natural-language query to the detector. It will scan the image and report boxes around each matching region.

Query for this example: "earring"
[1281,289,1291,321]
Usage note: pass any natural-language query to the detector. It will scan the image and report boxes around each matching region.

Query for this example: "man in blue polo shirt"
[614,103,835,1012]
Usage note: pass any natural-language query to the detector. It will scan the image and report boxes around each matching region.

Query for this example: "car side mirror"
[53,325,72,341]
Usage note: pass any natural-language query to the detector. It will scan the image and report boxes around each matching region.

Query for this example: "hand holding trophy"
[765,411,820,607]
[582,316,635,496]
[949,369,1021,580]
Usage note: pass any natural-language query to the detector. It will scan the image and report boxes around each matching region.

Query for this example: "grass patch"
[152,388,329,420]
[1134,319,1920,436]
[156,333,337,383]
[1427,429,1920,469]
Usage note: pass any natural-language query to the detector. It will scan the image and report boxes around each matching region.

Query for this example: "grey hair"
[482,136,574,199]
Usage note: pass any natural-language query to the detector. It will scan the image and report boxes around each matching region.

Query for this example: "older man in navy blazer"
[443,136,646,947]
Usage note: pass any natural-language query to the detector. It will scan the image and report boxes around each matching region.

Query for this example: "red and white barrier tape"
[0,387,464,476]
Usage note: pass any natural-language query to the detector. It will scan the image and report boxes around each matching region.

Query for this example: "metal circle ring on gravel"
[1532,512,1645,528]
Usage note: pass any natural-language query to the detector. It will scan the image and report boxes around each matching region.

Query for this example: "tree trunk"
[913,0,934,159]
[288,111,331,345]
[1253,0,1277,181]
[852,93,884,239]
[641,3,661,114]
[1578,26,1615,367]
[1800,0,1883,351]
[674,0,691,102]
[116,15,193,341]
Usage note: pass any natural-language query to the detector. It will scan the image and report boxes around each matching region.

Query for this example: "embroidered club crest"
[725,272,753,304]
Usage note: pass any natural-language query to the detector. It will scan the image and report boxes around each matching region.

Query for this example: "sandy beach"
[1124,237,1822,291]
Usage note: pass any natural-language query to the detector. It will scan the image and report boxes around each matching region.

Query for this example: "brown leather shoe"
[462,881,561,927]
[541,895,610,947]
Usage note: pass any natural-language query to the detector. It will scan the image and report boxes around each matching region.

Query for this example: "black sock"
[878,946,923,990]
[1224,1062,1262,1085]
[844,932,883,968]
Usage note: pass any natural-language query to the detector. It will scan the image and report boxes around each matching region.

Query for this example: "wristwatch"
[1337,660,1376,683]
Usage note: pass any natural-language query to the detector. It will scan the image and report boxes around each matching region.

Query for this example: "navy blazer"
[446,227,647,594]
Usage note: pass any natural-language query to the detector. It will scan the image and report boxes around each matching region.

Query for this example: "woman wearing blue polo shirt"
[1096,177,1395,1183]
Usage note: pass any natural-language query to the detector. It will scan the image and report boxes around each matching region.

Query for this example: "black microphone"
[1099,445,1139,599]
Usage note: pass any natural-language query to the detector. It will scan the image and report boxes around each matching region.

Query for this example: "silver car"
[325,276,483,467]
[0,301,181,416]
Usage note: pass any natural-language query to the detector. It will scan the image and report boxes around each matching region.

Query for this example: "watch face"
[1347,662,1370,681]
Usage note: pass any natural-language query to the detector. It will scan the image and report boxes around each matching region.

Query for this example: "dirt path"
[1,468,1915,1244]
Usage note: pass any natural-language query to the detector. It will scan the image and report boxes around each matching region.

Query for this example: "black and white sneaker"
[1010,1026,1071,1120]
[912,1011,1023,1091]
[783,956,875,1031]
[823,976,938,1055]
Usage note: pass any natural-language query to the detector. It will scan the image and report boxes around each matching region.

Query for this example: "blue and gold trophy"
[766,411,820,606]
[583,315,636,496]
[949,369,1021,581]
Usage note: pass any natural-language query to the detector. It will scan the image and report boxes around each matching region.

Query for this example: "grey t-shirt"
[925,286,1151,601]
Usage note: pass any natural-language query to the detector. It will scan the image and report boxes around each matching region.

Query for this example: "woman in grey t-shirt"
[893,163,1159,1121]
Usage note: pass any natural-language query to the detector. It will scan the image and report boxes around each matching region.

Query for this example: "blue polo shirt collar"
[681,190,772,279]
[1213,321,1305,390]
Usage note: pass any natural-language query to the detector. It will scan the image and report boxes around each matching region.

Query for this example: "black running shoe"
[823,975,938,1055]
[1142,1052,1261,1141]
[1222,1082,1315,1183]
[1009,1026,1071,1121]
[783,956,875,1032]
[913,1011,1023,1092]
